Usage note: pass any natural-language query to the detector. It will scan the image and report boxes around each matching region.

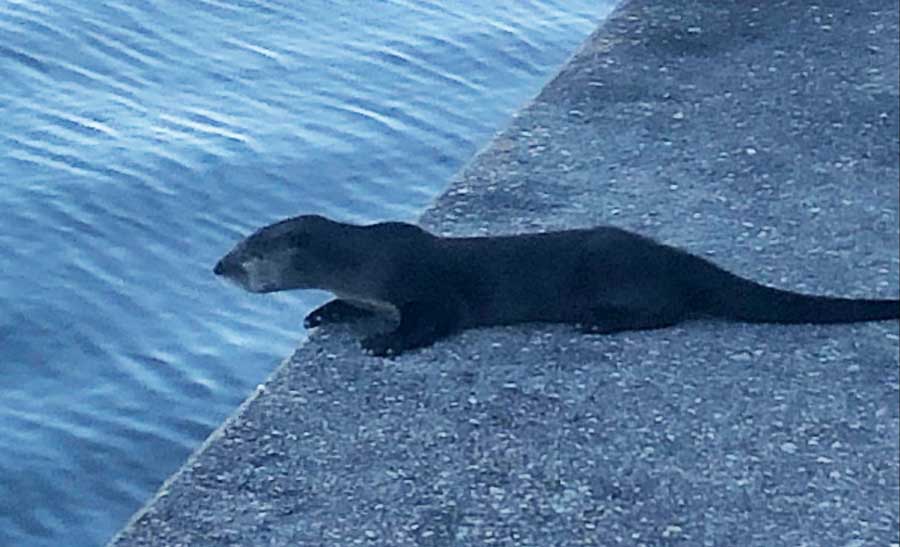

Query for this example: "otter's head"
[214,214,360,293]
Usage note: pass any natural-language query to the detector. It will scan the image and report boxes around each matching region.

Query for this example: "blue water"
[0,1,615,545]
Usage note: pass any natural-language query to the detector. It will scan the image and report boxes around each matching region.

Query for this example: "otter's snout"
[213,258,228,276]
[214,255,245,279]
[213,252,281,293]
[214,254,255,291]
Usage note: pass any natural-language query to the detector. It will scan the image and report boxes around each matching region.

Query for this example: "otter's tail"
[688,259,899,324]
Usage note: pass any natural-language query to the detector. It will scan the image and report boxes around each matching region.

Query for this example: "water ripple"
[0,1,612,546]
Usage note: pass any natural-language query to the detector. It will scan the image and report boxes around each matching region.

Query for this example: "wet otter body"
[214,215,899,356]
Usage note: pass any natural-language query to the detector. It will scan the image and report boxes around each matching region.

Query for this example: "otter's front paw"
[304,312,324,329]
[304,309,333,329]
[304,299,373,329]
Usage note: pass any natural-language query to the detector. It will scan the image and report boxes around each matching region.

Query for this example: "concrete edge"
[104,4,633,545]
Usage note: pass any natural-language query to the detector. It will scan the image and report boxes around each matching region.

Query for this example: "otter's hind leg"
[304,299,376,328]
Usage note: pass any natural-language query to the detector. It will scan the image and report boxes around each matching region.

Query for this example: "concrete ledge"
[109,0,899,545]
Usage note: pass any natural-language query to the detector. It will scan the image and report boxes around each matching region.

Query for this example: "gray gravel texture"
[109,1,900,546]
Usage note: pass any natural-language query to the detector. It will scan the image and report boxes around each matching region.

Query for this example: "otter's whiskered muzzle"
[214,250,291,293]
[213,254,254,290]
[213,256,238,277]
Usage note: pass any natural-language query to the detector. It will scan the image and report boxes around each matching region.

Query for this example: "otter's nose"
[214,257,240,277]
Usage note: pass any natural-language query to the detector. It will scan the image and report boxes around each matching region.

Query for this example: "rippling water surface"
[0,1,615,545]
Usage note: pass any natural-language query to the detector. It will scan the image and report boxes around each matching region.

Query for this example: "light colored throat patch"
[243,258,288,292]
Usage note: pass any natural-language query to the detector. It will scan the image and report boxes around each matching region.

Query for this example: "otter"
[213,214,899,356]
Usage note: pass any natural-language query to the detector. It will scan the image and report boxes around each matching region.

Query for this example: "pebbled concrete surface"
[109,0,899,546]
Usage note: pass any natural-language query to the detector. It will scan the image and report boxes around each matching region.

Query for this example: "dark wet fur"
[215,216,899,356]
